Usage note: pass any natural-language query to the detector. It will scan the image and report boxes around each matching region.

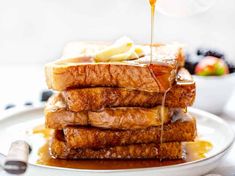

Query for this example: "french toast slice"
[45,43,184,92]
[50,130,184,160]
[45,93,172,130]
[61,68,195,112]
[63,115,196,149]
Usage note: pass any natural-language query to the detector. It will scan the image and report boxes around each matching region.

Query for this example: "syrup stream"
[149,0,167,146]
[160,90,169,144]
[149,0,157,64]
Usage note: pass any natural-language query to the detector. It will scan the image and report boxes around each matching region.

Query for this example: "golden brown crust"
[62,82,195,112]
[88,107,172,130]
[50,131,183,159]
[45,63,175,92]
[63,117,196,149]
[45,43,184,92]
[45,94,172,130]
[60,67,195,112]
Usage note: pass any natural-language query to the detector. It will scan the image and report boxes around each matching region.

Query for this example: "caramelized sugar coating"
[50,131,183,160]
[63,117,196,149]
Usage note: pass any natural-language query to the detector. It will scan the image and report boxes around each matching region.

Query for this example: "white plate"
[0,106,234,176]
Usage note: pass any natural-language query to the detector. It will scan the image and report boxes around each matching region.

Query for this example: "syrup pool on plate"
[33,124,213,170]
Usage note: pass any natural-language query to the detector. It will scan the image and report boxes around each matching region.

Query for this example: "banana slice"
[94,37,145,62]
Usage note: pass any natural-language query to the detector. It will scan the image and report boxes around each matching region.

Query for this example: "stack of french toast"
[44,38,197,160]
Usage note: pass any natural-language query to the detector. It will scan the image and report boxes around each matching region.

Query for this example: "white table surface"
[0,64,235,176]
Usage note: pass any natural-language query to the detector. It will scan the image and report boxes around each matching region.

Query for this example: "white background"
[0,0,235,64]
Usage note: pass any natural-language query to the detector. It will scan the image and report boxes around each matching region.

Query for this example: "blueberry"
[225,61,235,73]
[41,90,53,102]
[5,104,15,110]
[28,144,32,154]
[196,48,224,59]
[204,50,225,59]
[24,102,33,106]
[196,48,206,56]
[185,61,197,75]
[184,53,201,74]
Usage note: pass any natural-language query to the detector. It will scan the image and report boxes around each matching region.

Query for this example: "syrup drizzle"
[160,89,170,144]
[149,0,157,64]
[37,141,185,169]
[36,137,212,169]
[148,0,167,147]
[32,124,52,139]
[34,120,213,169]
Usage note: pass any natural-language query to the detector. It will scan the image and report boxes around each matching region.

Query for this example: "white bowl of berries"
[185,48,235,114]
